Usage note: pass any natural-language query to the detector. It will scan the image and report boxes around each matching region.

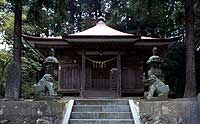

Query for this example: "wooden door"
[86,67,112,90]
[122,65,144,94]
[85,66,117,97]
[58,64,81,91]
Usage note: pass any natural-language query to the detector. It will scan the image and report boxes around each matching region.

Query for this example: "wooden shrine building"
[22,19,179,97]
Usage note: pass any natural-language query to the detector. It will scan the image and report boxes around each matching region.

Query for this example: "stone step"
[69,119,134,124]
[71,112,132,119]
[72,105,130,112]
[84,90,117,98]
[74,99,129,105]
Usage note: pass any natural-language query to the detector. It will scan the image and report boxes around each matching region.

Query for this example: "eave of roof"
[64,35,139,43]
[22,34,64,41]
[22,34,179,48]
[141,36,180,41]
[22,34,69,47]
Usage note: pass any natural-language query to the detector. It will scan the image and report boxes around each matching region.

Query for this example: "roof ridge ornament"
[97,16,105,23]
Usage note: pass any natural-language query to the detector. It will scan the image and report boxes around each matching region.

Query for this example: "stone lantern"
[145,47,169,100]
[43,48,59,79]
[146,47,163,79]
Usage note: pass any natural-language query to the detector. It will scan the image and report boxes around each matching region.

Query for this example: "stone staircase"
[69,99,135,124]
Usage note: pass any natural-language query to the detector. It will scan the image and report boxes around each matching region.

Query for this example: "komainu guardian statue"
[146,75,169,100]
[35,74,55,96]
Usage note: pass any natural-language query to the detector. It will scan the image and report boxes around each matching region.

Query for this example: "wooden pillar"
[81,51,86,97]
[117,53,122,97]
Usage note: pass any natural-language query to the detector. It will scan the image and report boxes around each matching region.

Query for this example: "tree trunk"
[5,0,22,100]
[0,72,2,98]
[0,64,5,97]
[184,0,197,97]
[14,0,22,65]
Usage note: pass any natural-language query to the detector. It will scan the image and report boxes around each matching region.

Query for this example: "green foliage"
[25,0,71,36]
[0,0,5,4]
[127,0,185,36]
[21,48,42,98]
[1,14,14,43]
[162,43,186,97]
[0,50,11,96]
[194,0,200,41]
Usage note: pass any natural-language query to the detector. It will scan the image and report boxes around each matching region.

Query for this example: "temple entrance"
[85,55,118,98]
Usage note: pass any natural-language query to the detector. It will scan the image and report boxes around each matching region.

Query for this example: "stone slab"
[5,62,21,100]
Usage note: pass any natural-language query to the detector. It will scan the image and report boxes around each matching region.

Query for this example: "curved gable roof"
[69,21,133,36]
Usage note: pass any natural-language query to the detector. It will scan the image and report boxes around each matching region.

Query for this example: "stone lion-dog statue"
[34,74,55,96]
[146,75,169,100]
